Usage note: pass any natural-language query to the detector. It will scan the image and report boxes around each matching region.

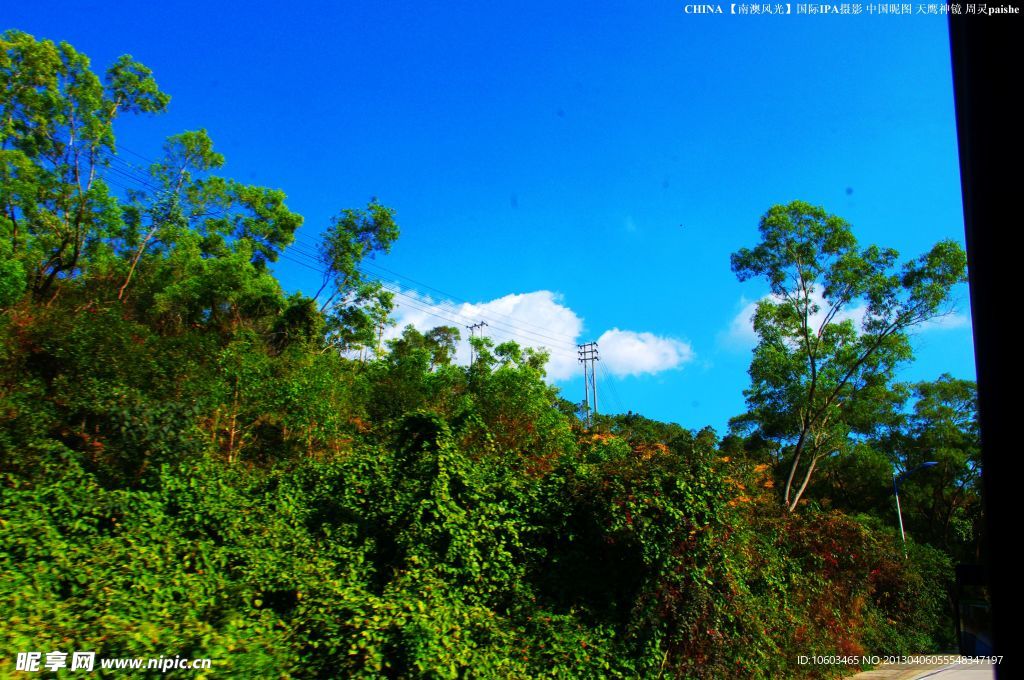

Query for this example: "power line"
[94,142,583,349]
[283,247,577,357]
[467,321,488,366]
[112,140,162,165]
[279,254,474,328]
[598,361,626,416]
[291,232,581,345]
[281,241,580,357]
[91,142,587,364]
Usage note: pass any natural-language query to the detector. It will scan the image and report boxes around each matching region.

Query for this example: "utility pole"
[467,321,488,366]
[577,342,599,427]
[892,461,938,558]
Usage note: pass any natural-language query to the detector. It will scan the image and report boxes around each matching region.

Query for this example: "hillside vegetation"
[1,31,976,678]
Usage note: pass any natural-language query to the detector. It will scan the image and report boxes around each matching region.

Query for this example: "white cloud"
[385,287,694,381]
[721,295,761,348]
[597,328,696,377]
[388,288,583,380]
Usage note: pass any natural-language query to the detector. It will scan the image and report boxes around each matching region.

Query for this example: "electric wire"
[281,239,581,355]
[98,142,585,348]
[92,143,606,372]
[598,361,627,416]
[292,232,581,344]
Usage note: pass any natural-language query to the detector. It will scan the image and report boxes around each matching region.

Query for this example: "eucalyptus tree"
[122,129,303,332]
[315,201,399,355]
[0,30,305,329]
[1,29,168,304]
[730,201,967,512]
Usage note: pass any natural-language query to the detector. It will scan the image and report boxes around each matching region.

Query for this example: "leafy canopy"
[730,201,967,512]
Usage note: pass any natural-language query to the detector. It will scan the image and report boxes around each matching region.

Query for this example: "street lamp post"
[892,461,938,558]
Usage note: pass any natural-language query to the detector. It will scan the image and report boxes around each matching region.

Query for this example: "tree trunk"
[788,454,821,513]
[226,382,240,464]
[783,429,809,507]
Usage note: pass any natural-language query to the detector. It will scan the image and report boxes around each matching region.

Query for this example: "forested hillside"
[1,31,979,678]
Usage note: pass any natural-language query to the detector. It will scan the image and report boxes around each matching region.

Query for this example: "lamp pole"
[892,461,938,558]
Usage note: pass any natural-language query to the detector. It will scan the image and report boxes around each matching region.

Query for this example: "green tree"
[730,201,967,512]
[387,324,461,370]
[1,30,168,301]
[877,375,981,558]
[116,129,303,335]
[315,200,399,356]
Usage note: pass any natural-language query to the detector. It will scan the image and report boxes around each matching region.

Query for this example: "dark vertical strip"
[948,9,1020,675]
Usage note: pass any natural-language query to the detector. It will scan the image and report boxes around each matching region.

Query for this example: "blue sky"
[5,2,976,433]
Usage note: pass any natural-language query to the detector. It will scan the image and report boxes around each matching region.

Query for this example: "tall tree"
[117,129,303,333]
[387,324,461,369]
[878,375,981,557]
[316,200,399,355]
[730,201,967,512]
[1,30,169,303]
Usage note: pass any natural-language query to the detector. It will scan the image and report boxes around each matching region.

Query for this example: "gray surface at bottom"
[847,660,995,679]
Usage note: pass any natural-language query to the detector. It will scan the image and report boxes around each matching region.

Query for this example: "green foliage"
[874,375,982,560]
[1,37,971,679]
[1,30,169,300]
[0,237,26,308]
[319,200,399,293]
[730,201,968,512]
[316,200,400,356]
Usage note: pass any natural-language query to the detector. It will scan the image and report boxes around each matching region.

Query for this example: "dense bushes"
[0,197,956,679]
[1,384,954,677]
[1,30,961,677]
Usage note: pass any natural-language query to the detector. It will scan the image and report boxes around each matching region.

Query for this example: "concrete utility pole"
[577,342,599,427]
[892,461,937,558]
[467,321,488,366]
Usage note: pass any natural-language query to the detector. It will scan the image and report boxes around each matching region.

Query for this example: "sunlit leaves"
[730,201,967,511]
[1,30,169,300]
